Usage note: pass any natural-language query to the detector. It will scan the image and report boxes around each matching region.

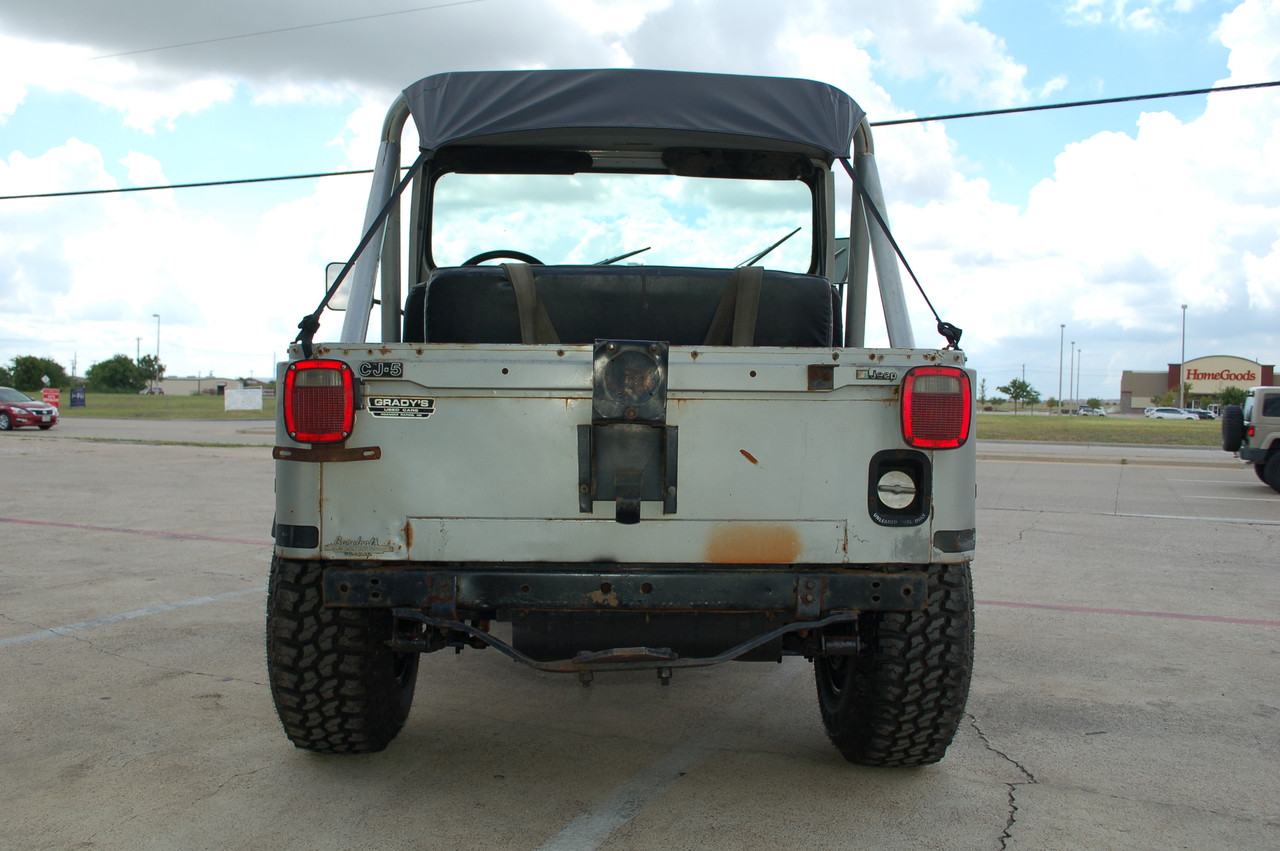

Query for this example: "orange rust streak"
[739,449,759,465]
[402,521,414,550]
[705,524,802,564]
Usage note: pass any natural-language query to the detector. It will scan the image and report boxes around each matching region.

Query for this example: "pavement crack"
[968,714,1037,850]
[1010,511,1044,545]
[0,611,52,632]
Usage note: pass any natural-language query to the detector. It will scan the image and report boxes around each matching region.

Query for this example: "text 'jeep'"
[267,69,976,766]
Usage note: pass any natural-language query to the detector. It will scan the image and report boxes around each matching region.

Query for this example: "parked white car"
[1146,407,1197,420]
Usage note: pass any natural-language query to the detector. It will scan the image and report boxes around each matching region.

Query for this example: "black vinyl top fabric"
[403,69,863,161]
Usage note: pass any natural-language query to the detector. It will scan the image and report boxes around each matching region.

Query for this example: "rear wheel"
[266,558,419,753]
[1264,453,1280,494]
[814,561,974,767]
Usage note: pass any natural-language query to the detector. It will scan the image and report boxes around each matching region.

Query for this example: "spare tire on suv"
[1221,405,1244,452]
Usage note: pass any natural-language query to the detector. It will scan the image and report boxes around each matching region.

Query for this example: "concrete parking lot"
[1,421,1277,849]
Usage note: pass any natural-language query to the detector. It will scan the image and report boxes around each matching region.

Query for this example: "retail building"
[1120,355,1274,413]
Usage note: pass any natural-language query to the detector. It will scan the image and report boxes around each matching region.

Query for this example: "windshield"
[430,172,813,272]
[0,388,35,403]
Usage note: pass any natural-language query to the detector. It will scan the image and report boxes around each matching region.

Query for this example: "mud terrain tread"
[816,562,974,767]
[1264,453,1280,494]
[1221,405,1244,452]
[266,558,417,753]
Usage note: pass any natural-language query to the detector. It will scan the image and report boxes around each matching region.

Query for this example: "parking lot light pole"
[1068,340,1075,410]
[152,313,161,392]
[1077,349,1083,406]
[1180,304,1187,409]
[1058,324,1065,414]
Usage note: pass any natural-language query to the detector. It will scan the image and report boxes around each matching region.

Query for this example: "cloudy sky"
[1,0,1277,401]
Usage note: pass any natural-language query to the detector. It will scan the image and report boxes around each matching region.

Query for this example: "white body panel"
[274,343,975,567]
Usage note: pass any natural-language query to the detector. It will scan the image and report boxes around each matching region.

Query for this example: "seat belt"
[703,266,763,346]
[502,263,560,344]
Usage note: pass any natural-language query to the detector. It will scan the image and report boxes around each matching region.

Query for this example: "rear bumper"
[1240,446,1268,463]
[319,562,930,619]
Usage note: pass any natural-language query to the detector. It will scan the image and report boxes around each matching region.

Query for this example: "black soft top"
[402,69,863,161]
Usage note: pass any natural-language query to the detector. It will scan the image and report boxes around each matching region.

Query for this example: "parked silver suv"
[1222,386,1280,492]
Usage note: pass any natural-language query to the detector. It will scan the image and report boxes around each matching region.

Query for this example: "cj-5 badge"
[368,396,435,419]
[359,361,403,378]
[323,535,395,557]
[856,368,899,381]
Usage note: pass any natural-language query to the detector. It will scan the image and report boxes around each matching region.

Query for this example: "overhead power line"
[91,0,491,60]
[1,169,375,201]
[1,79,1277,202]
[872,79,1280,126]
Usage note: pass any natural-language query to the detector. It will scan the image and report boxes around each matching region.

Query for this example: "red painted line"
[0,516,270,548]
[978,599,1280,627]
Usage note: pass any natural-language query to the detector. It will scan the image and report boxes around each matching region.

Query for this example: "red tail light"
[284,359,355,443]
[902,365,972,449]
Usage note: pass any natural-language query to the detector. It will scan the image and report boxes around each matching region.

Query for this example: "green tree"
[9,356,69,390]
[997,378,1040,414]
[0,363,11,385]
[1044,397,1058,412]
[86,354,146,392]
[1087,397,1103,409]
[978,378,988,406]
[137,354,166,386]
[1220,386,1247,406]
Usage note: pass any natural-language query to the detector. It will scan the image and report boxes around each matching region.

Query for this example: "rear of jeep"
[1222,386,1280,492]
[267,69,976,766]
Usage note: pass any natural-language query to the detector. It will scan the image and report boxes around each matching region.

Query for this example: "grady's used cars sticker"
[367,396,436,418]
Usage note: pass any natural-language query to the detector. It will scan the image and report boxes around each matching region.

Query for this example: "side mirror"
[325,261,349,311]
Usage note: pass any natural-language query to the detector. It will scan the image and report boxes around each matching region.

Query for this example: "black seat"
[403,265,838,347]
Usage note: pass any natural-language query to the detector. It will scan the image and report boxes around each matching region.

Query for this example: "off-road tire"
[266,557,419,753]
[1264,453,1280,494]
[814,561,974,767]
[1221,405,1244,452]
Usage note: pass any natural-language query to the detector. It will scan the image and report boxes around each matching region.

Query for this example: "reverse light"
[283,359,356,443]
[902,365,972,449]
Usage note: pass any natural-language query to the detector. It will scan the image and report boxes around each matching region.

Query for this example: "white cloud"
[1066,0,1206,30]
[1039,75,1069,98]
[1218,0,1280,80]
[619,0,1032,106]
[0,32,235,132]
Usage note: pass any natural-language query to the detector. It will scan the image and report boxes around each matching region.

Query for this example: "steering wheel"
[462,249,544,266]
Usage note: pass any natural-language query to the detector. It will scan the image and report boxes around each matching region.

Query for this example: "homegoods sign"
[1180,356,1266,394]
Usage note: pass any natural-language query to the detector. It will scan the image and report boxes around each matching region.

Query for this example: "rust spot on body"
[587,590,620,607]
[739,449,759,465]
[402,521,414,550]
[705,524,801,564]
